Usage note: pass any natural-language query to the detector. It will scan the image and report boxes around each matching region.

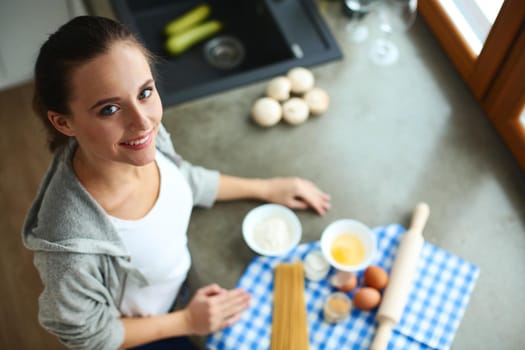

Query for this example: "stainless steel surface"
[203,36,245,70]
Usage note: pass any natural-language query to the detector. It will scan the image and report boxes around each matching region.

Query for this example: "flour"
[252,216,292,252]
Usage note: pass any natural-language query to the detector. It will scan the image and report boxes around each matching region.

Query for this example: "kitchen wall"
[0,0,86,90]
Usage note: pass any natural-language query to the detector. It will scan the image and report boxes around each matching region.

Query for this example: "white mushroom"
[251,97,282,127]
[287,67,315,94]
[266,76,291,102]
[304,87,330,115]
[282,98,309,125]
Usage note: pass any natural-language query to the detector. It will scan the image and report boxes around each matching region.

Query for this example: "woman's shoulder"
[22,140,125,254]
[38,144,101,231]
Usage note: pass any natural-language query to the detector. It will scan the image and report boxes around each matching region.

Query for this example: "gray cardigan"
[22,125,219,350]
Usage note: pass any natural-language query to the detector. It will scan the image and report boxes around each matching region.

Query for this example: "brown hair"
[33,16,156,152]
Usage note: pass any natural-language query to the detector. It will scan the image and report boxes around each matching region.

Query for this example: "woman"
[22,16,330,350]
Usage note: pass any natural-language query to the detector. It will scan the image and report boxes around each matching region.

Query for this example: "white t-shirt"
[109,150,193,317]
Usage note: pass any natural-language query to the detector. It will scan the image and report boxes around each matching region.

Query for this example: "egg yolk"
[330,234,365,266]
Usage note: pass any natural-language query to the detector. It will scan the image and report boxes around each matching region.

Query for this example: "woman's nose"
[128,102,151,131]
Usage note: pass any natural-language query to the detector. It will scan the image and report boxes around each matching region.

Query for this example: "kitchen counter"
[89,1,525,349]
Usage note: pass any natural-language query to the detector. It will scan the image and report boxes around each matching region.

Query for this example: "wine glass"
[343,0,381,43]
[368,0,417,65]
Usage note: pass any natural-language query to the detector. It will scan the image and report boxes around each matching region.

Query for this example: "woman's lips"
[120,131,153,150]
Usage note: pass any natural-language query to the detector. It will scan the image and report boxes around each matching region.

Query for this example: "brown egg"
[364,265,389,290]
[330,271,358,292]
[353,287,381,311]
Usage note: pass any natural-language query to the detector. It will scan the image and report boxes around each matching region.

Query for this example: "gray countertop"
[89,1,525,349]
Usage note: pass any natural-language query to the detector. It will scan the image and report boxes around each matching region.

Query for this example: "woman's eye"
[139,87,153,100]
[99,105,119,116]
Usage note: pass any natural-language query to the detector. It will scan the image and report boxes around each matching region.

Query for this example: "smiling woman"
[22,15,331,350]
[32,18,156,153]
[51,42,162,169]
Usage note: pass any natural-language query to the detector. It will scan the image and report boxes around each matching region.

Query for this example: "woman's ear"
[47,111,75,137]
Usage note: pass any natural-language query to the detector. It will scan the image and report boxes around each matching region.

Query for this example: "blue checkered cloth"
[207,224,479,350]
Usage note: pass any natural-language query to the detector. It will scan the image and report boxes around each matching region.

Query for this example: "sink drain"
[203,36,245,70]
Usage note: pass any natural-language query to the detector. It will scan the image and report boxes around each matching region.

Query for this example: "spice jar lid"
[303,249,330,282]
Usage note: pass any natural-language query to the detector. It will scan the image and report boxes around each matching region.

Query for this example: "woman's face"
[63,41,162,167]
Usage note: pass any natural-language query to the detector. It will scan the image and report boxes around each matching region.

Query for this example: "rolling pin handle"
[371,318,395,350]
[409,202,430,233]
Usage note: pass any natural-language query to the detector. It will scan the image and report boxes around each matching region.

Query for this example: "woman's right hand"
[182,284,251,335]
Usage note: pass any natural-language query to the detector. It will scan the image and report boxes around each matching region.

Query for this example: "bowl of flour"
[242,204,302,256]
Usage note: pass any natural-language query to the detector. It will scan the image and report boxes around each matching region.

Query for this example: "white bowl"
[320,219,376,272]
[242,204,302,256]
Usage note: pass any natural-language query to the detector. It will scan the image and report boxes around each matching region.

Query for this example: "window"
[419,0,525,170]
[438,0,504,55]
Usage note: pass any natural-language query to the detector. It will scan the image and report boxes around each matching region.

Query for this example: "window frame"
[419,0,525,170]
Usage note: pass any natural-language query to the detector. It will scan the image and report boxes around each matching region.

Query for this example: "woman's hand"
[217,175,331,215]
[263,177,331,216]
[182,284,251,335]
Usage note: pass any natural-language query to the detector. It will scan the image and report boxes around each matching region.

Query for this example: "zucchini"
[165,20,222,56]
[164,4,211,36]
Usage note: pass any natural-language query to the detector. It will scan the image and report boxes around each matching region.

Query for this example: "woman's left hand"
[263,177,331,216]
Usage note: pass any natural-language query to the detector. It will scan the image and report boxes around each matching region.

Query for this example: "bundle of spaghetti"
[270,262,309,350]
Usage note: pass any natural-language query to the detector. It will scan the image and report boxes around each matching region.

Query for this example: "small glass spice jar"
[323,292,352,323]
[303,249,330,282]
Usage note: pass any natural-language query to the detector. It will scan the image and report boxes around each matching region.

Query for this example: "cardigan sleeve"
[34,252,125,350]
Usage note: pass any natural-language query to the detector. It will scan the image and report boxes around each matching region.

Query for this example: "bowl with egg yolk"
[320,219,377,272]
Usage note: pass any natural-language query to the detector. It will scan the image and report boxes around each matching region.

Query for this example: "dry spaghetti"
[270,262,309,350]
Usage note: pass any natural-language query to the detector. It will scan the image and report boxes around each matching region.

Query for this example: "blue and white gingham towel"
[207,224,480,350]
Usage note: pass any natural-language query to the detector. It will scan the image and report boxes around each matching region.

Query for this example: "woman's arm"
[120,284,250,349]
[216,175,331,215]
[120,312,189,349]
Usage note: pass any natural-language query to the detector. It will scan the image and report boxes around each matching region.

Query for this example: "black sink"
[111,0,343,106]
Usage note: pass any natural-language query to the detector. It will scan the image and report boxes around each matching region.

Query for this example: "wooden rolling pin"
[371,202,430,350]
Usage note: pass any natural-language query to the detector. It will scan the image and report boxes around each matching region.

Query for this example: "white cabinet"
[0,0,86,90]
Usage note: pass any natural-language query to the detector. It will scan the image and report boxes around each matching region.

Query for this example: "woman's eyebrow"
[89,79,155,111]
[89,97,120,111]
[139,79,154,90]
